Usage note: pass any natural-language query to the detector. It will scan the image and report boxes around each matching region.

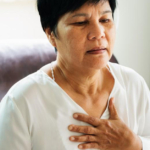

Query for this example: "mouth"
[87,47,107,54]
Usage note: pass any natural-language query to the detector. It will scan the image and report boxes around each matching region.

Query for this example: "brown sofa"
[0,40,118,101]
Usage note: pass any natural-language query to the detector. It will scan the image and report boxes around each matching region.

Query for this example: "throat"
[56,66,104,96]
[67,80,102,96]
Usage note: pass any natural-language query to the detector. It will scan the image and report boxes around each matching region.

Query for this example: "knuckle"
[74,136,78,141]
[84,144,90,149]
[105,121,111,127]
[104,129,109,135]
[110,126,115,132]
[76,127,80,132]
[78,114,82,119]
[101,129,109,136]
[102,119,107,125]
[88,127,92,133]
[102,140,110,145]
[91,143,97,148]
[88,116,95,123]
[86,135,91,141]
[101,144,108,149]
[99,141,110,149]
[84,126,91,133]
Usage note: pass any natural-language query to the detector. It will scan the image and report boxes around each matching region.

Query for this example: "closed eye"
[73,19,111,26]
[74,21,88,25]
[100,19,110,23]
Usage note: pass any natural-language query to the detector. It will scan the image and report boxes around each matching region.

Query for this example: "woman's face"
[52,1,116,70]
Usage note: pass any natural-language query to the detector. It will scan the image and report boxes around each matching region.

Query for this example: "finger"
[69,135,110,144]
[78,142,100,149]
[69,135,98,142]
[73,113,100,126]
[78,141,111,150]
[109,97,119,120]
[68,125,98,135]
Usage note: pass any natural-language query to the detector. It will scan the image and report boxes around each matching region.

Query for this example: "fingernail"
[113,99,115,104]
[70,137,75,141]
[79,145,83,149]
[74,114,78,118]
[111,97,114,103]
[69,126,73,130]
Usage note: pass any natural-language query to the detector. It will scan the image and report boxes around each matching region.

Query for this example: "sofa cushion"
[0,40,118,101]
[0,40,56,100]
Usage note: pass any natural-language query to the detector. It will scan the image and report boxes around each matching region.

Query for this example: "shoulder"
[2,70,53,105]
[109,62,150,108]
[108,62,144,87]
[108,62,141,78]
[0,70,56,124]
[0,70,49,139]
[8,70,46,93]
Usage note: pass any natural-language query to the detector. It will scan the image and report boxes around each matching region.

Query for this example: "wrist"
[128,133,143,150]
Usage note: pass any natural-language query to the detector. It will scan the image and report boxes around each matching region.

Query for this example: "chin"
[86,59,109,70]
[83,54,111,69]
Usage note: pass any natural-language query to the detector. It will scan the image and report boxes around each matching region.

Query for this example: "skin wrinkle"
[49,0,116,95]
[45,2,143,148]
[71,10,112,18]
[67,100,142,149]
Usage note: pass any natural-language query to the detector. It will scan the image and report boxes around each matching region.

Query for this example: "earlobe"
[45,28,57,47]
[49,35,56,47]
[50,34,57,47]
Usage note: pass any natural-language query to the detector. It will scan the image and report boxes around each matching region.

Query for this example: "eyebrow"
[71,10,112,18]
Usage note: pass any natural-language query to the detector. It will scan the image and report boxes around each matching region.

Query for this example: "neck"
[54,60,108,96]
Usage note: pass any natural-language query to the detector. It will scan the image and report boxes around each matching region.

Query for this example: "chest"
[68,91,110,118]
[31,83,134,150]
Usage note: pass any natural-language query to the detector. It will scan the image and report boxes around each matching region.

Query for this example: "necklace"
[50,62,55,81]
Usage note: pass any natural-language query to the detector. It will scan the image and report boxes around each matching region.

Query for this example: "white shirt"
[0,62,150,150]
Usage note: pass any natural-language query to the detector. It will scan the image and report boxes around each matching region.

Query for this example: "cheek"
[65,28,86,51]
[111,30,116,48]
[107,26,116,48]
[57,27,85,62]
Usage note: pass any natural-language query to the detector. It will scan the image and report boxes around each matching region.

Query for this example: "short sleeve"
[0,95,31,150]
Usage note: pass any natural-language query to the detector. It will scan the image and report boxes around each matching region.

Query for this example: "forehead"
[62,1,111,21]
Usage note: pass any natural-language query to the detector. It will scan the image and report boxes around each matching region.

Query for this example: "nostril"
[88,29,105,40]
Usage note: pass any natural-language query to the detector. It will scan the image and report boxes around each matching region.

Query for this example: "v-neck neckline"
[38,62,116,119]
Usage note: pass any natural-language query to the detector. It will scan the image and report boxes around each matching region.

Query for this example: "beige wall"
[114,0,150,88]
[0,1,46,39]
[0,0,150,87]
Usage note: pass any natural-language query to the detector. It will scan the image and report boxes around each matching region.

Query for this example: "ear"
[45,28,57,47]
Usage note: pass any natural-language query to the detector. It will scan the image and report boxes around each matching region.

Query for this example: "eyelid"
[100,19,111,23]
[73,18,111,25]
[74,21,88,25]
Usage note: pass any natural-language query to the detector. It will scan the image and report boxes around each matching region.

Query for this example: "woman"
[0,0,150,150]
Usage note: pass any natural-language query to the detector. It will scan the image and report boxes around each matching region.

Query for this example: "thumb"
[109,97,119,120]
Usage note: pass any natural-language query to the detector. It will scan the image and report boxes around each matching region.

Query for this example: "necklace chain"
[51,62,55,81]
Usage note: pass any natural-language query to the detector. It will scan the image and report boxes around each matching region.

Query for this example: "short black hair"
[37,0,117,37]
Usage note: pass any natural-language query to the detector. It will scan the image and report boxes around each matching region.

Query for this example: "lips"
[87,47,107,54]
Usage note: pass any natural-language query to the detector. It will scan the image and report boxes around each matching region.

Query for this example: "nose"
[87,22,105,40]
